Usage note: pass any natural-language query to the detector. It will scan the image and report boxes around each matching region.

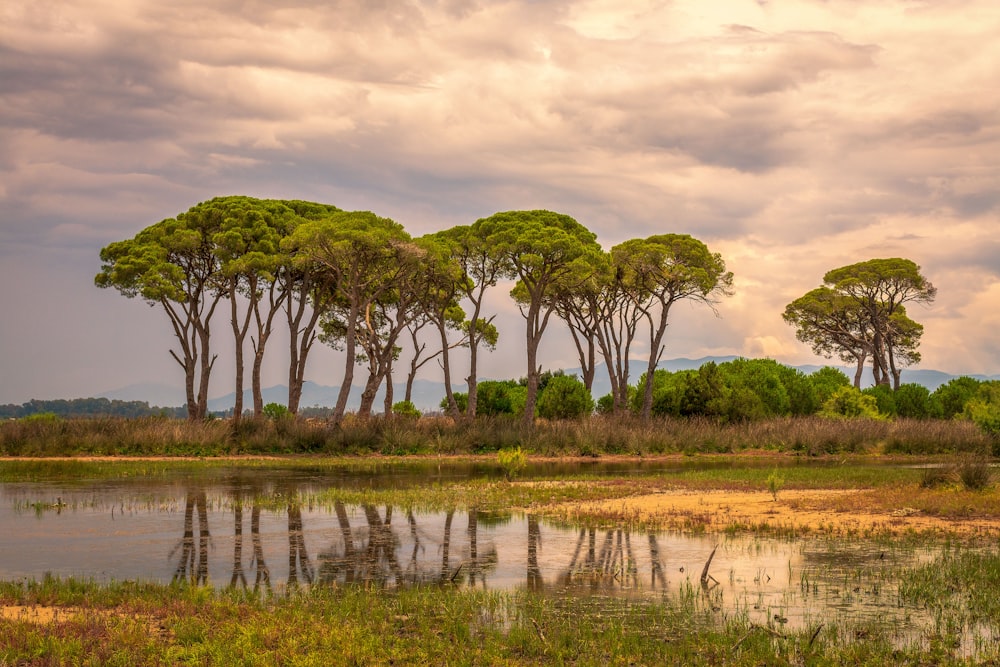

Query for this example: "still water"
[0,464,956,637]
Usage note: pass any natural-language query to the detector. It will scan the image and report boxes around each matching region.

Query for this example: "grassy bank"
[1,570,998,666]
[1,413,992,458]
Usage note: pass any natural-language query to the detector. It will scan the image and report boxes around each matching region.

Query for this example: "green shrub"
[862,385,896,417]
[963,381,1000,442]
[20,412,61,423]
[536,374,594,420]
[930,376,982,419]
[439,392,469,414]
[262,403,290,421]
[391,401,421,419]
[809,367,851,408]
[894,383,931,419]
[475,380,521,416]
[819,386,882,419]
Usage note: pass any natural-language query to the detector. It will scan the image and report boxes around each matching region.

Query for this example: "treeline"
[450,359,1000,437]
[0,398,185,420]
[96,196,946,429]
[96,197,733,424]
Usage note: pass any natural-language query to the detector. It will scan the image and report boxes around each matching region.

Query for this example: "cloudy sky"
[1,0,998,405]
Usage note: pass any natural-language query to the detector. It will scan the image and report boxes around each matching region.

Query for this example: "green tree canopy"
[96,203,227,419]
[614,234,734,419]
[287,210,413,421]
[473,210,603,425]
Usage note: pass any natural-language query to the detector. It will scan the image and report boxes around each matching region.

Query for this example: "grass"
[3,453,1000,663]
[2,575,999,665]
[1,413,993,458]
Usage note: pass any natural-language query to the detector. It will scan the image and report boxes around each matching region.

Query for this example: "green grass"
[1,575,998,665]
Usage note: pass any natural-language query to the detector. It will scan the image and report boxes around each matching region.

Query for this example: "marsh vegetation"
[2,456,1000,664]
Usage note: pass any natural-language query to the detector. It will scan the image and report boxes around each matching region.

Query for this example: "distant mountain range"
[98,356,1000,412]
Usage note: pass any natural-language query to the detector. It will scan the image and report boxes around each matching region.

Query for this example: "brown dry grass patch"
[547,486,1000,537]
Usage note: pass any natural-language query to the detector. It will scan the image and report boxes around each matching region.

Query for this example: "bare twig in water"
[808,623,824,648]
[531,618,549,650]
[700,545,719,587]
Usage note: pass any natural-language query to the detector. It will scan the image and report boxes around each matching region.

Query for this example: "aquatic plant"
[767,470,785,501]
[497,446,527,481]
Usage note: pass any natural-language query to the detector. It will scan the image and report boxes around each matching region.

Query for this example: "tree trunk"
[184,357,198,420]
[252,282,285,416]
[229,283,252,422]
[853,352,867,389]
[383,357,394,416]
[286,276,324,415]
[333,301,360,423]
[438,319,460,417]
[641,305,670,421]
[404,332,423,404]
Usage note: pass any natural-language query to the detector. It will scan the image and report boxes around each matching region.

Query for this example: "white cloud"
[1,0,999,402]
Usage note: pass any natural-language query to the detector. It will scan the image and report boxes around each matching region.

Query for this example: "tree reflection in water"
[167,485,673,594]
[228,483,271,592]
[287,501,314,588]
[170,489,209,585]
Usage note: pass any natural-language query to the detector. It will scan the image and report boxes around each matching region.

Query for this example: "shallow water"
[0,463,954,640]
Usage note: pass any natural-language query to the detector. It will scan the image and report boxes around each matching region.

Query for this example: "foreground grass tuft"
[1,575,999,665]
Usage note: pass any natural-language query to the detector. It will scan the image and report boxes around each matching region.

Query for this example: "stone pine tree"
[784,258,934,389]
[96,205,226,420]
[211,196,296,419]
[614,234,734,421]
[286,210,413,422]
[473,210,603,425]
[277,200,342,415]
[431,224,504,420]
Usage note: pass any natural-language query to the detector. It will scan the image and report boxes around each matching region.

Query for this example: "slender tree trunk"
[566,323,596,392]
[404,331,424,404]
[641,305,671,421]
[853,352,867,389]
[383,356,394,416]
[229,283,252,421]
[465,306,489,419]
[438,319,460,417]
[252,282,285,416]
[333,301,360,422]
[165,300,200,420]
[286,276,324,415]
[196,321,216,420]
[583,337,596,391]
[524,309,542,426]
[467,338,480,419]
[184,358,198,420]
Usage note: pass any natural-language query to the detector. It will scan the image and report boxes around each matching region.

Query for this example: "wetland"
[3,455,1000,664]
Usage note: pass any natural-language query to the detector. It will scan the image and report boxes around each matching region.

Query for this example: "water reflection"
[0,473,949,637]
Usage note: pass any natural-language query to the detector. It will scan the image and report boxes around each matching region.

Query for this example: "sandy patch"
[0,605,95,623]
[561,488,1000,536]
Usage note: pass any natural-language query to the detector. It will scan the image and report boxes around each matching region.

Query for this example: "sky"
[1,0,999,406]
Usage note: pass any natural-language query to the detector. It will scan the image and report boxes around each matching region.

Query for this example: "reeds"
[1,413,992,458]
